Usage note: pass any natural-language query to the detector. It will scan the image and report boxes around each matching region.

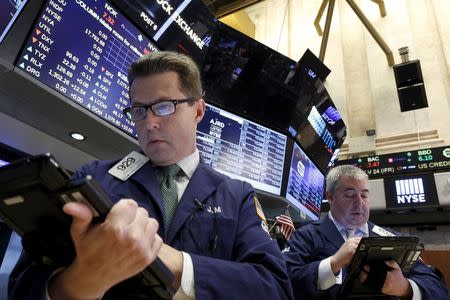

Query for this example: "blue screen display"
[196,103,287,195]
[0,160,8,168]
[285,142,324,220]
[16,0,159,137]
[0,158,21,299]
[0,0,28,44]
[0,229,21,299]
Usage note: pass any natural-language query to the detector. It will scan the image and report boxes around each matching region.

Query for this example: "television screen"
[15,0,159,137]
[201,22,298,133]
[0,158,21,299]
[196,103,287,195]
[110,0,217,66]
[384,173,439,210]
[288,68,346,173]
[0,160,8,168]
[285,142,325,220]
[0,0,28,44]
[0,225,21,299]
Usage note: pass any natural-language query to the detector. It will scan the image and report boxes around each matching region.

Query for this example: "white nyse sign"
[395,178,426,204]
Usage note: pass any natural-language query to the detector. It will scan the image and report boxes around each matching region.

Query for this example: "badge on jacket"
[108,151,149,181]
[372,225,395,237]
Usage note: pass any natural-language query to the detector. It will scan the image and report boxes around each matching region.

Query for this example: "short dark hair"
[128,51,203,100]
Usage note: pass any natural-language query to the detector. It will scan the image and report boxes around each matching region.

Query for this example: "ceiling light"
[70,132,85,141]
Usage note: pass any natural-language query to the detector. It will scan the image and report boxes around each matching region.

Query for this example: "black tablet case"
[0,154,174,299]
[342,236,422,298]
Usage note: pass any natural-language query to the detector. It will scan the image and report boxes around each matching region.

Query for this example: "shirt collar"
[328,211,369,237]
[176,149,199,179]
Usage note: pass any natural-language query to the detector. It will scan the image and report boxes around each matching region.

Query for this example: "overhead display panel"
[0,0,28,44]
[111,0,217,65]
[288,68,345,173]
[285,142,324,220]
[16,0,159,137]
[196,103,287,195]
[337,146,450,178]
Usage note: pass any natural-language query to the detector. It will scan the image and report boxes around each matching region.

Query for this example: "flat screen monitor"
[0,158,21,299]
[196,103,287,195]
[0,224,21,300]
[201,22,298,133]
[109,0,217,66]
[384,173,439,210]
[288,69,345,173]
[0,160,8,168]
[16,0,159,137]
[285,142,325,220]
[0,0,28,44]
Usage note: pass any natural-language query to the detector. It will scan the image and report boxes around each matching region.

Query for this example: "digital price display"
[285,142,324,220]
[196,103,287,195]
[338,146,450,177]
[0,0,28,44]
[16,0,159,137]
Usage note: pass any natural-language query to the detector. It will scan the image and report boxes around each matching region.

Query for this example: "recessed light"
[70,132,85,141]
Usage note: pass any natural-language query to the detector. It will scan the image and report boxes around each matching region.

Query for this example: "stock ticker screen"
[338,146,450,178]
[285,142,325,220]
[0,0,28,44]
[197,103,287,195]
[16,0,159,137]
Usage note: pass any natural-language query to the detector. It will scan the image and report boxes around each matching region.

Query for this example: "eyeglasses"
[123,98,196,121]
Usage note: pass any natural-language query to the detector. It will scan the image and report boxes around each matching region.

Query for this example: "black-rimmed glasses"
[123,98,196,121]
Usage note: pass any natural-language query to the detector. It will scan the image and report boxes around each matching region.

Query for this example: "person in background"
[9,51,293,300]
[284,164,448,300]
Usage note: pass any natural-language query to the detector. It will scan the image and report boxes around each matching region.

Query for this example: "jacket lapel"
[128,161,167,234]
[318,215,345,250]
[166,163,222,244]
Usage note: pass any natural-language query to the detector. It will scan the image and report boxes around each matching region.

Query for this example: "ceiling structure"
[202,0,265,18]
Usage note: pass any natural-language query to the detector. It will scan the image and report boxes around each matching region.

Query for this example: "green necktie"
[160,165,180,230]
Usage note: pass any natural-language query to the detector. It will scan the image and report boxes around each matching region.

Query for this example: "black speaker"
[299,49,331,81]
[397,83,428,112]
[393,60,423,88]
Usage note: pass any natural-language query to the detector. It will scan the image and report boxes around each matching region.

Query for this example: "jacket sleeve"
[284,227,335,300]
[8,251,55,300]
[407,261,448,300]
[189,183,293,300]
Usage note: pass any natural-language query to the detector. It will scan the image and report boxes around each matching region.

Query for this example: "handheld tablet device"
[0,154,174,298]
[342,236,422,298]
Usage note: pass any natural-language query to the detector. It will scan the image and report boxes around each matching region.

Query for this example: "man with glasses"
[284,165,447,300]
[9,51,292,299]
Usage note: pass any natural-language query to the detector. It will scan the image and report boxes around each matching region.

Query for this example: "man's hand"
[49,199,163,300]
[381,260,413,297]
[158,243,184,290]
[358,260,413,297]
[330,237,361,274]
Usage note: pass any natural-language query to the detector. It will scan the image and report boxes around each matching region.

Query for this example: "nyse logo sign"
[395,178,426,204]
